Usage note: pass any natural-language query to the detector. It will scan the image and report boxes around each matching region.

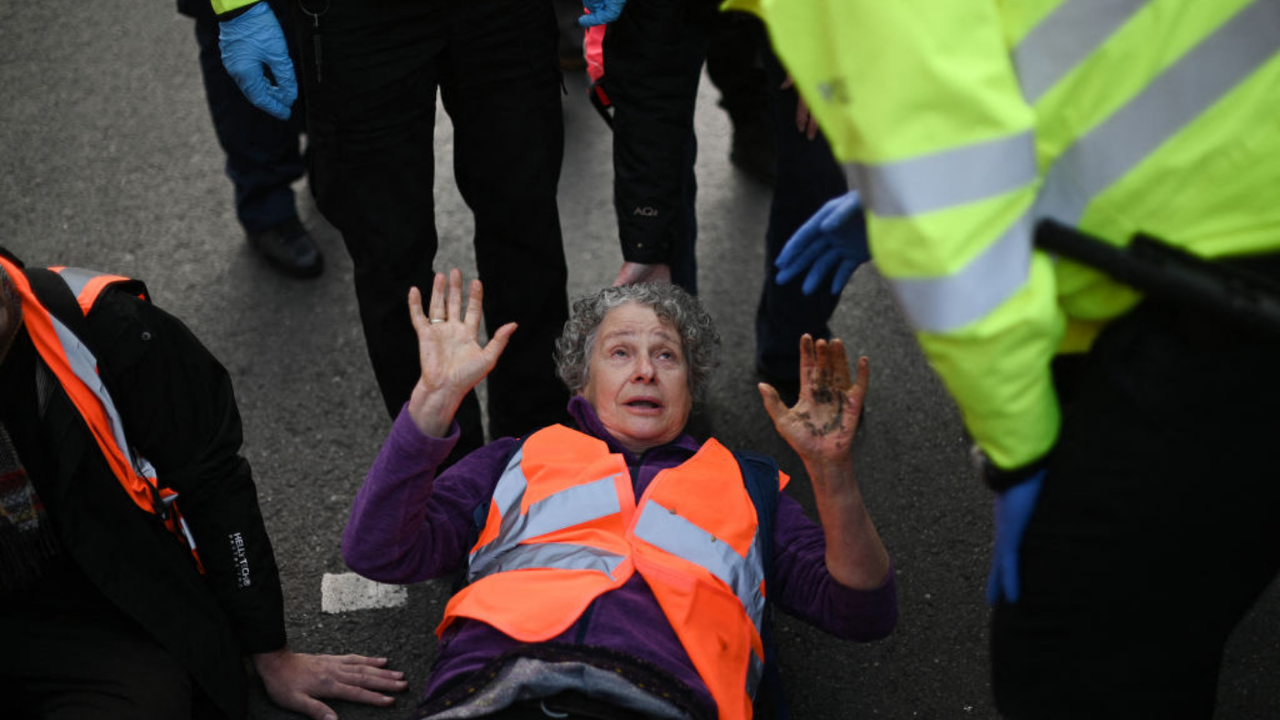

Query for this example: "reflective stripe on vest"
[1012,0,1151,103]
[439,425,771,719]
[844,131,1037,219]
[864,0,1280,334]
[0,258,203,570]
[468,443,628,581]
[1035,0,1280,225]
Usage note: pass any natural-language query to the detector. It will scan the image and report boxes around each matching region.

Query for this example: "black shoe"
[247,218,323,279]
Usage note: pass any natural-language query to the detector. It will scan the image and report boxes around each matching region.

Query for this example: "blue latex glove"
[219,2,297,121]
[579,0,627,27]
[774,190,870,296]
[986,469,1046,605]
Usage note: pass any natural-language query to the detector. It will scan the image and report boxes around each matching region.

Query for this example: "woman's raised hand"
[406,269,516,438]
[758,334,869,469]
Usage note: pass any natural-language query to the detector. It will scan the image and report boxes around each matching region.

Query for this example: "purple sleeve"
[341,405,519,584]
[770,493,898,642]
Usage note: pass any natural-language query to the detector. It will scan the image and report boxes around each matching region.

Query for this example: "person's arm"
[96,288,286,653]
[770,494,897,641]
[342,269,518,582]
[759,335,890,591]
[93,290,406,718]
[341,412,517,583]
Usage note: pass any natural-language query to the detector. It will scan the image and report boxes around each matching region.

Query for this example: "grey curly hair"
[555,283,721,402]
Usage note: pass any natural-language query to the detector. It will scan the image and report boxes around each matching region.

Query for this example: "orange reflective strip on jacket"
[0,257,204,572]
[438,424,771,719]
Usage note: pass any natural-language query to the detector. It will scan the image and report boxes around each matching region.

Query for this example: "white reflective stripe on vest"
[53,267,99,300]
[469,446,624,582]
[885,209,1035,333]
[632,500,767,634]
[1037,0,1280,225]
[474,541,627,579]
[844,131,1037,218]
[45,282,160,484]
[1013,0,1151,103]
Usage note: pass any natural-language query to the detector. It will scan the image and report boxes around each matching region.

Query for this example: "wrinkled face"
[580,302,693,455]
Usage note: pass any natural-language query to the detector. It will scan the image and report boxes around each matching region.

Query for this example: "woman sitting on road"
[342,270,897,720]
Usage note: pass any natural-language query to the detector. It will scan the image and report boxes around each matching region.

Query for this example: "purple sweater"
[343,397,897,715]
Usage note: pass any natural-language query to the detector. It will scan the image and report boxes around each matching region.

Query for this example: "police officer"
[739,1,1280,716]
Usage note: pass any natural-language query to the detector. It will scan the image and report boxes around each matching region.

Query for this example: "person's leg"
[991,288,1280,719]
[292,0,484,451]
[190,0,320,277]
[605,0,717,294]
[705,11,772,185]
[753,47,848,386]
[3,599,196,720]
[439,0,571,439]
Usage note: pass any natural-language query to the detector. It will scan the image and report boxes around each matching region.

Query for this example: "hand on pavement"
[219,2,297,120]
[775,191,869,296]
[252,648,407,720]
[986,469,1047,605]
[612,261,671,287]
[579,0,627,27]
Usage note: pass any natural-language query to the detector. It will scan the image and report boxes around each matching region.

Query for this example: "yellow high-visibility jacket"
[730,0,1280,469]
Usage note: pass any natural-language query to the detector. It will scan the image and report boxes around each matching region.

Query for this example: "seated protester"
[343,271,897,719]
[0,248,405,719]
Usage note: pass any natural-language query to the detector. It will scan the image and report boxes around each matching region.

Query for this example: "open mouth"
[625,399,661,409]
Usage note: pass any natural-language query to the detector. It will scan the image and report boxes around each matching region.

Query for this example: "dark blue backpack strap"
[733,450,789,720]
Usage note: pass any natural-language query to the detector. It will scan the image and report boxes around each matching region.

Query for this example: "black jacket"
[0,257,285,719]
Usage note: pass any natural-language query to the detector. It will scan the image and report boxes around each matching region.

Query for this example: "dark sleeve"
[89,288,286,654]
[342,407,520,584]
[604,0,717,264]
[770,494,898,642]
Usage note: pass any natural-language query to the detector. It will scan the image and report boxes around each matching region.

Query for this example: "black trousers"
[0,559,217,720]
[991,255,1280,718]
[180,0,306,235]
[604,0,719,292]
[753,45,849,382]
[291,0,571,446]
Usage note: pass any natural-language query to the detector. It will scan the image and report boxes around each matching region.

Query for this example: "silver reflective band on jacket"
[855,0,1280,333]
[47,267,160,485]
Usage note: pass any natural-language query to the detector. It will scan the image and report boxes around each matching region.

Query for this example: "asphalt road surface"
[2,2,1277,718]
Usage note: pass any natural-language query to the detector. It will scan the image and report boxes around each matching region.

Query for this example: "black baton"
[1034,218,1280,335]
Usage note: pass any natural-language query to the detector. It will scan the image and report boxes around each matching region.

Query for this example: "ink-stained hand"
[758,334,869,469]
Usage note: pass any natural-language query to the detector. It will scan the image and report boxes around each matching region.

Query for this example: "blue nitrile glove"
[579,0,627,27]
[986,469,1046,605]
[219,2,297,121]
[775,190,869,296]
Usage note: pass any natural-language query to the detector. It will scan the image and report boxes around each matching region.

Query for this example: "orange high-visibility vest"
[1,256,204,571]
[438,424,776,720]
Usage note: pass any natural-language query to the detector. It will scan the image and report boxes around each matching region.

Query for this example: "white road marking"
[321,572,408,613]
